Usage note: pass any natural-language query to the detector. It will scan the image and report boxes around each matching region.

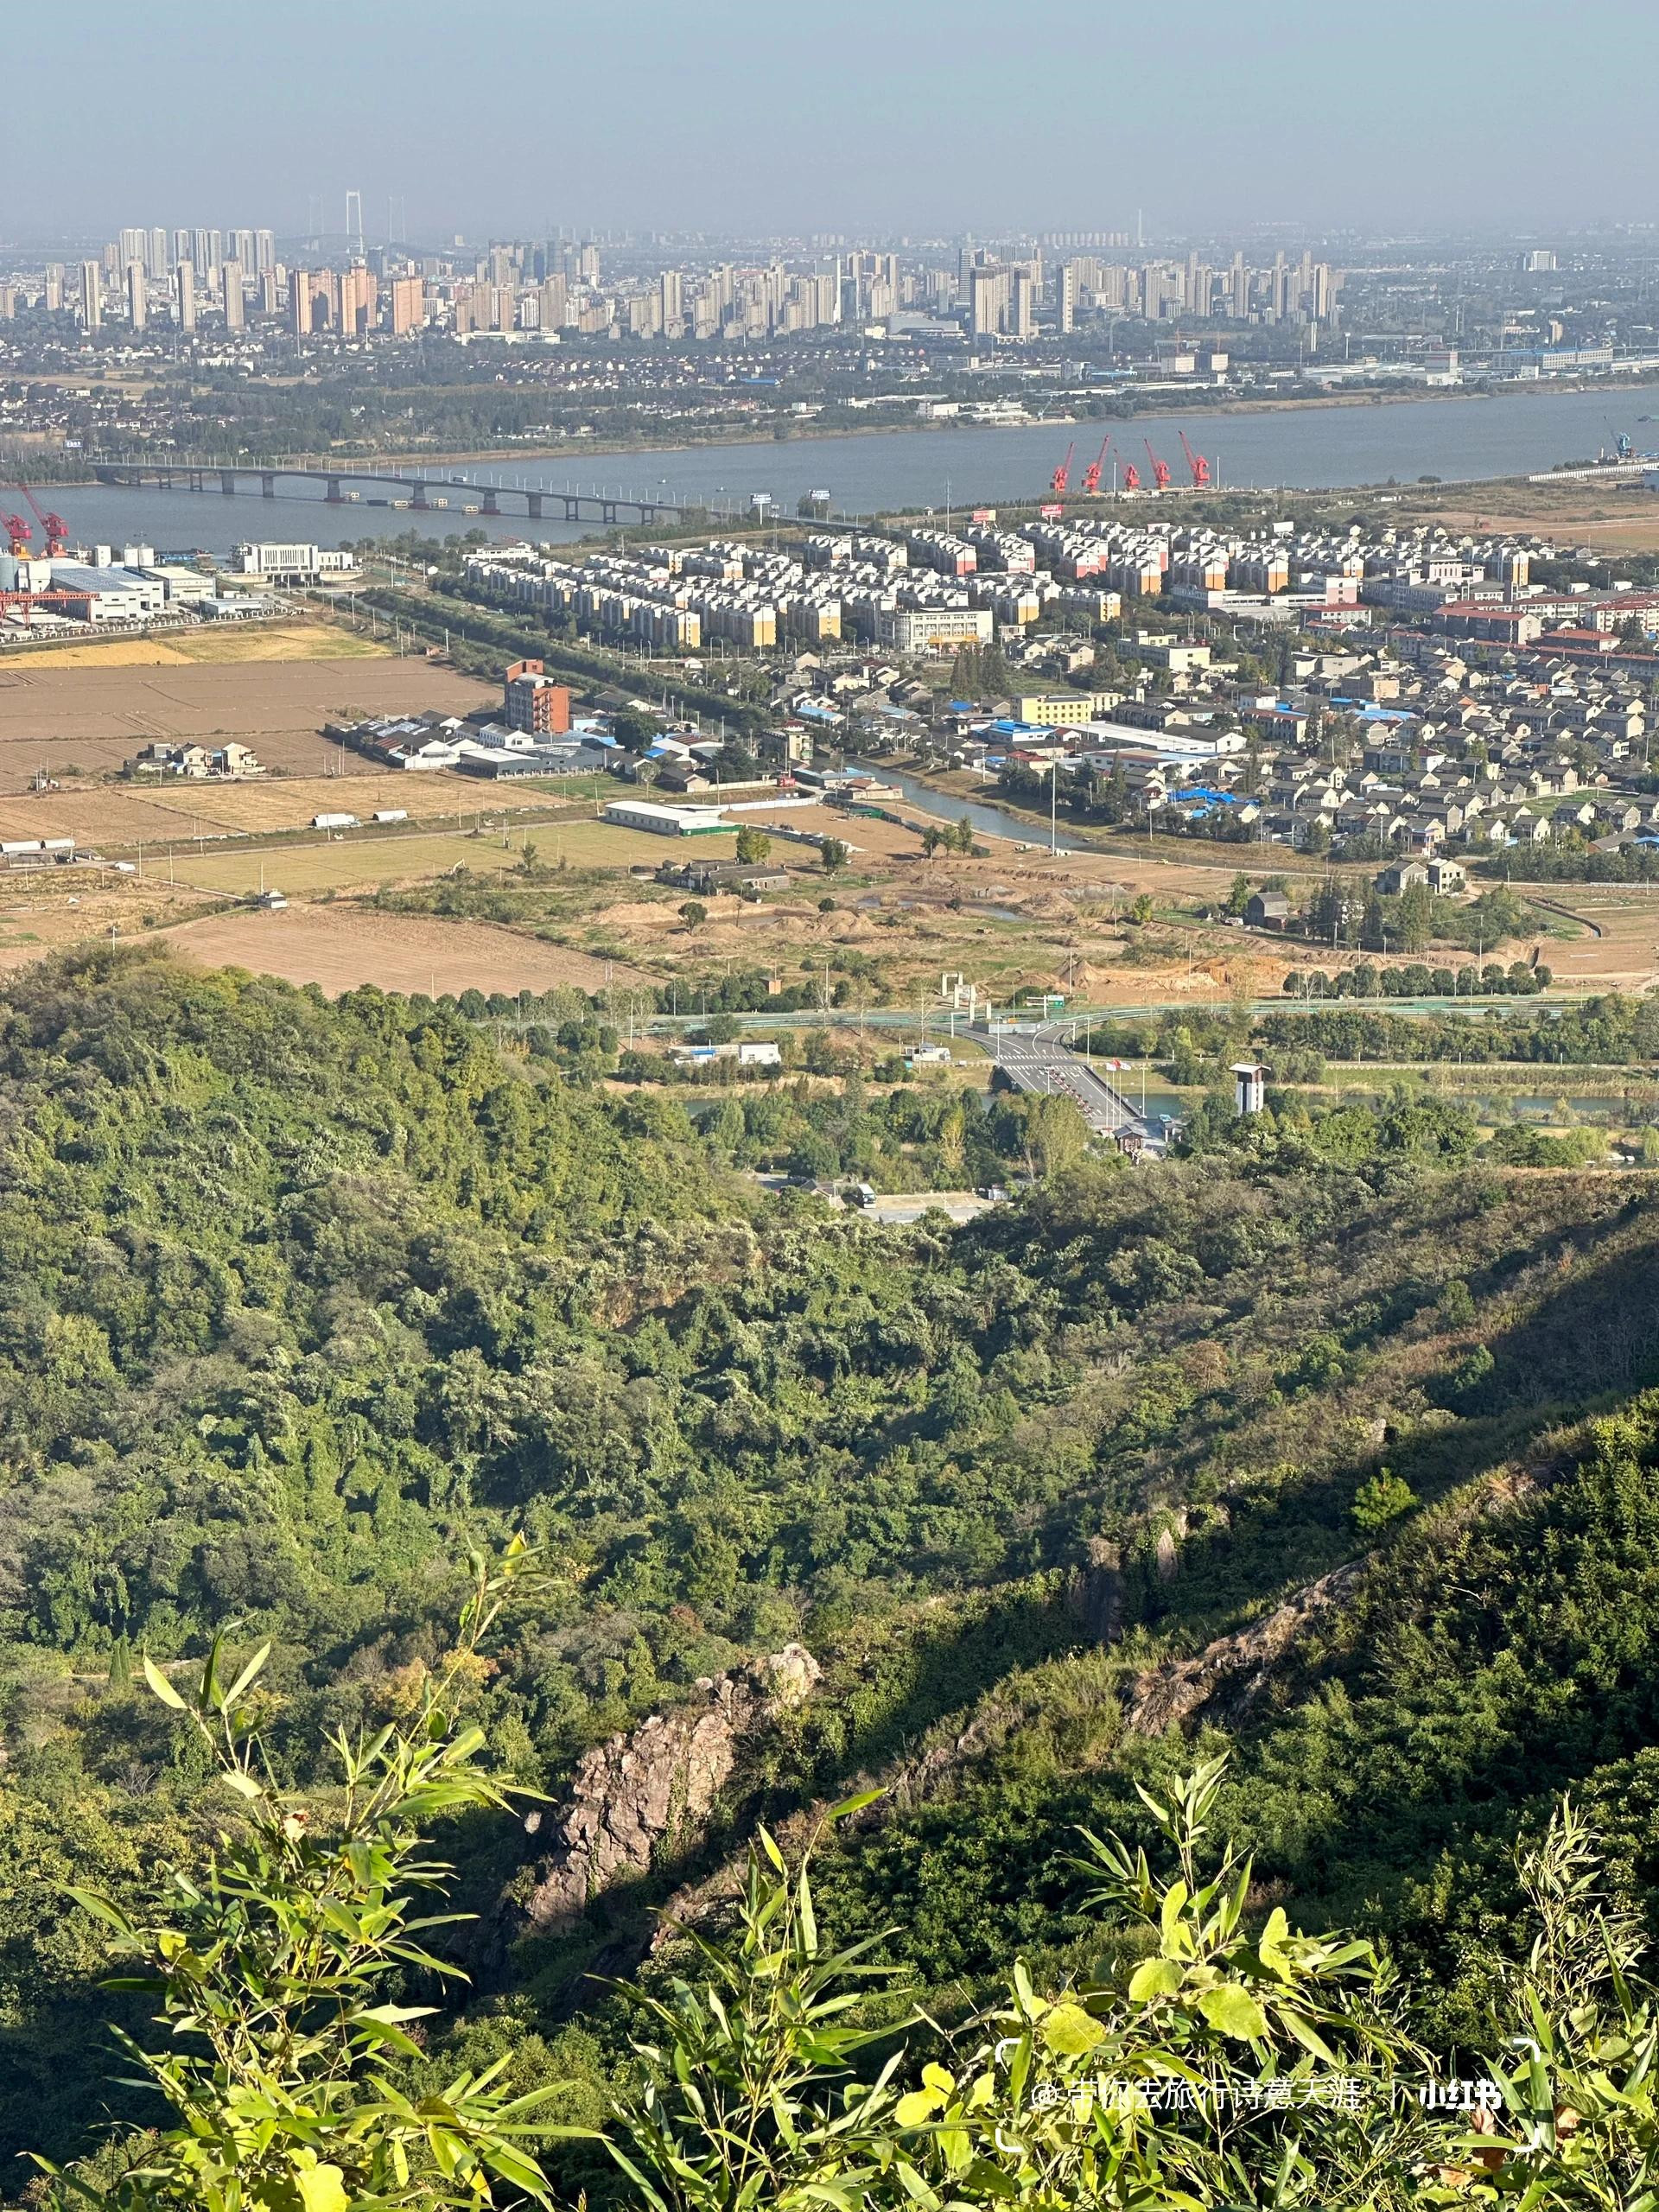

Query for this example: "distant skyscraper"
[119,227,144,270]
[222,259,245,330]
[254,228,275,273]
[126,259,147,330]
[340,265,378,334]
[79,261,101,329]
[193,227,212,274]
[391,275,424,334]
[43,264,63,312]
[172,228,191,270]
[291,269,313,334]
[969,263,1007,340]
[1058,262,1076,335]
[147,226,168,280]
[175,260,196,332]
[1010,264,1035,340]
[232,228,255,272]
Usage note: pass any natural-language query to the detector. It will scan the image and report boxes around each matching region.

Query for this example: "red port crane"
[1122,460,1141,493]
[1178,429,1211,489]
[1143,439,1172,493]
[1049,440,1076,498]
[13,484,68,556]
[3,515,30,558]
[1081,435,1111,495]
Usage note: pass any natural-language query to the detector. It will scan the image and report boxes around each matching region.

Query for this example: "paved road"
[969,1023,1153,1142]
[862,1192,994,1225]
[749,1173,996,1224]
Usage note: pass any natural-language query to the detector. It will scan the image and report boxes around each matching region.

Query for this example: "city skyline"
[10,0,1659,242]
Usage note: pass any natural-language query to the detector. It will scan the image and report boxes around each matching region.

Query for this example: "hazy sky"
[12,0,1658,244]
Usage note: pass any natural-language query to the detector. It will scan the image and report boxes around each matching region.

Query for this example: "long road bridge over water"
[90,460,692,527]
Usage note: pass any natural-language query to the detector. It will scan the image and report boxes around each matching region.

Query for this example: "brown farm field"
[165,819,693,897]
[0,658,493,788]
[166,905,650,997]
[2,625,395,671]
[1384,472,1659,554]
[0,780,539,849]
[1516,885,1659,992]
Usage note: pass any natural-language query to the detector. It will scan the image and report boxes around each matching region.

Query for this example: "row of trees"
[1283,960,1552,1001]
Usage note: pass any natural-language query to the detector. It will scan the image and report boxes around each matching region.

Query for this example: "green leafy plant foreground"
[38,1591,1659,2211]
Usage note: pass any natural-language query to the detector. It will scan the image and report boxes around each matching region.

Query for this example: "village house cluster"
[454,507,1659,867]
[463,514,1594,670]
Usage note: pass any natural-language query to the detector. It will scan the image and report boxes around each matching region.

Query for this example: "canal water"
[849,761,1074,849]
[51,379,1659,558]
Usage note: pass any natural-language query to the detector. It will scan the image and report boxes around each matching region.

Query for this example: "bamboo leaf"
[826,1788,885,1820]
[65,1887,137,1936]
[222,1642,271,1712]
[142,1656,188,1712]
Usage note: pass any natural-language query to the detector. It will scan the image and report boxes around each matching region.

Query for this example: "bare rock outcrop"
[518,1644,819,1934]
[1069,1535,1124,1643]
[1124,1563,1363,1736]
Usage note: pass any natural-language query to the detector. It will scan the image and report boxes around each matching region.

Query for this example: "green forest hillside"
[5,950,1659,2200]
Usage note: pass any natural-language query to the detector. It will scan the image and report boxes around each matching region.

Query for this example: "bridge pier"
[481,490,500,515]
[219,469,237,496]
[526,493,543,519]
[325,479,342,505]
[410,484,429,510]
[601,501,618,524]
[261,473,276,498]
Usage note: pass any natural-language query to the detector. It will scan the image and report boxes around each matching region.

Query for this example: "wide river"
[46,379,1659,558]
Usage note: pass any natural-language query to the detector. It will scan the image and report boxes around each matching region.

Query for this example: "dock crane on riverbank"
[1142,439,1172,493]
[1049,442,1076,499]
[1178,429,1211,488]
[12,484,68,556]
[1081,436,1111,495]
[2,489,86,617]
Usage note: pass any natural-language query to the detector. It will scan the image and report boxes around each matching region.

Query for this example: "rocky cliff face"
[1123,1564,1363,1735]
[517,1644,820,1935]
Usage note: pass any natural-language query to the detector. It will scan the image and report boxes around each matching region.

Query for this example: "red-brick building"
[503,658,571,736]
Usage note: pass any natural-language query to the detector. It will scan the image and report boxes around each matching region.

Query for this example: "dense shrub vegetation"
[7,948,1659,2201]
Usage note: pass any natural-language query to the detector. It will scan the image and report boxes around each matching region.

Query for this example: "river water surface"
[53,380,1659,557]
